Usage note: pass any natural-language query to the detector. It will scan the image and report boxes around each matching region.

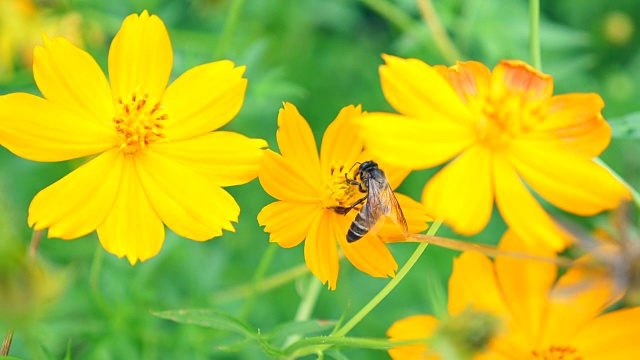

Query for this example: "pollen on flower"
[323,163,363,210]
[531,345,583,360]
[475,87,546,149]
[113,92,169,154]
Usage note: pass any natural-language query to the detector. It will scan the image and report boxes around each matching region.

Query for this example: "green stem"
[1,329,13,356]
[417,0,462,63]
[333,218,444,337]
[360,0,417,33]
[210,263,309,305]
[285,335,431,356]
[529,0,542,70]
[215,0,246,58]
[89,244,104,291]
[594,157,640,208]
[28,229,44,262]
[360,0,435,53]
[239,244,278,319]
[284,277,323,347]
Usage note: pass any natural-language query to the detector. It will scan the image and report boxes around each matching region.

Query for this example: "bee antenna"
[349,162,362,172]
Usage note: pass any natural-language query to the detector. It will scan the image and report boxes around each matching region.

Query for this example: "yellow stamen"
[323,163,363,210]
[476,90,547,149]
[532,345,583,360]
[113,92,169,154]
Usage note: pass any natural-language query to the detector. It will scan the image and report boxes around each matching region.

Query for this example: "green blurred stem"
[417,0,462,63]
[529,0,542,70]
[360,0,435,52]
[284,277,323,347]
[216,0,246,58]
[239,244,278,319]
[211,263,309,305]
[90,244,104,291]
[28,229,44,261]
[594,157,640,208]
[333,218,444,337]
[1,329,13,356]
[360,0,416,33]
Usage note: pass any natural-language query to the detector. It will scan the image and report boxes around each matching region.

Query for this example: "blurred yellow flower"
[388,230,640,359]
[258,103,430,289]
[0,0,92,81]
[0,11,266,264]
[360,55,630,250]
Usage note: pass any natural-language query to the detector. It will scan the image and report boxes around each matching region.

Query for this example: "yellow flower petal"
[494,230,556,342]
[108,11,172,105]
[335,215,397,278]
[493,152,566,251]
[320,104,364,180]
[28,149,123,239]
[0,93,115,161]
[304,211,339,290]
[359,112,475,169]
[380,54,476,126]
[257,201,323,248]
[490,60,553,101]
[572,307,640,358]
[96,156,164,264]
[527,93,610,157]
[510,140,630,215]
[378,192,431,241]
[387,315,440,360]
[163,61,247,140]
[424,145,493,236]
[34,35,113,125]
[136,150,239,241]
[275,102,323,185]
[259,150,322,202]
[539,259,619,347]
[448,252,510,317]
[151,131,266,186]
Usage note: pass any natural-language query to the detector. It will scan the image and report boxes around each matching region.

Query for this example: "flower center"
[475,91,546,149]
[323,164,363,210]
[531,345,583,360]
[113,92,169,154]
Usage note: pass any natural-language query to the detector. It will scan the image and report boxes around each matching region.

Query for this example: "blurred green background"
[0,0,638,358]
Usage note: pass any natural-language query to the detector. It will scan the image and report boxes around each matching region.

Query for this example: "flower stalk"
[333,218,444,337]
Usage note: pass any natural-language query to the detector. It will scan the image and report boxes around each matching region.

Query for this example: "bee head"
[358,160,378,174]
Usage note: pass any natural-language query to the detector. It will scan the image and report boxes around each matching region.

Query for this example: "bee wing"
[362,179,388,234]
[377,183,409,237]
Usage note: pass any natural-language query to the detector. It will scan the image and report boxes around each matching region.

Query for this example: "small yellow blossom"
[0,11,266,264]
[388,230,640,359]
[258,103,430,289]
[360,55,630,250]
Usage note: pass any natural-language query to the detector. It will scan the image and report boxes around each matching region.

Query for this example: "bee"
[332,161,408,242]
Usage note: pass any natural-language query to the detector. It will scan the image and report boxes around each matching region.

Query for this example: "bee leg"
[330,196,367,215]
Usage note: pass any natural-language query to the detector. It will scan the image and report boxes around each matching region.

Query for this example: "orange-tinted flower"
[0,11,266,264]
[258,103,430,289]
[388,230,640,359]
[360,55,630,250]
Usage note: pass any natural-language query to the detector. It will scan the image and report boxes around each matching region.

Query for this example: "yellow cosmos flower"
[0,11,266,264]
[388,230,640,359]
[257,103,430,289]
[360,55,631,250]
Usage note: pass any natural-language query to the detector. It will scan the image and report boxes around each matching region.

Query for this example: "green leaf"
[610,112,640,138]
[62,338,72,360]
[264,319,337,341]
[150,309,255,338]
